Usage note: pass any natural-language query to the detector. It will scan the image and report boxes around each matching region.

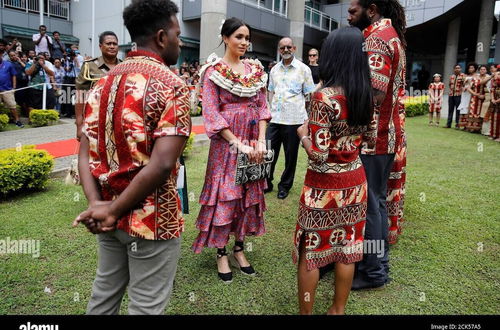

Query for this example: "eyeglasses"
[279,46,293,51]
[308,54,318,57]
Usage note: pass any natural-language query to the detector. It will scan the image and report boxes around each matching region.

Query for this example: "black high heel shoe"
[216,247,233,284]
[229,241,256,276]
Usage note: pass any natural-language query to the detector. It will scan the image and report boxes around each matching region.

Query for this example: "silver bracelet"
[300,135,311,146]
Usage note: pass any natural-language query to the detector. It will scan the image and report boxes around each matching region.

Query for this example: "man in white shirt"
[266,37,316,199]
[33,25,53,56]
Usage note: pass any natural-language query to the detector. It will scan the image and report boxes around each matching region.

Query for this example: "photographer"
[25,53,56,113]
[60,47,80,118]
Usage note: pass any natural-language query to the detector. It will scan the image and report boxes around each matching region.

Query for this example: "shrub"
[0,145,54,196]
[0,114,8,131]
[0,103,10,116]
[405,102,429,117]
[183,132,196,157]
[403,96,429,117]
[191,105,202,117]
[29,109,59,127]
[0,103,21,120]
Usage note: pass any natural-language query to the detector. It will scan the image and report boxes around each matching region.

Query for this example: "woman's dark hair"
[467,62,478,72]
[359,0,406,48]
[219,17,252,47]
[319,27,373,127]
[123,0,178,43]
[478,64,488,71]
[99,31,118,44]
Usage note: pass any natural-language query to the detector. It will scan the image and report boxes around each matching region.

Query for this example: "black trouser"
[61,76,76,116]
[355,153,395,284]
[447,95,462,127]
[266,123,301,192]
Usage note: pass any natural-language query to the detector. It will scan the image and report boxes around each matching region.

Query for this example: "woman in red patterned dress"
[428,74,444,126]
[490,67,500,142]
[466,65,491,133]
[294,27,373,315]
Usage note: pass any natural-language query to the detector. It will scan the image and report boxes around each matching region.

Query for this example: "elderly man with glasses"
[266,37,315,199]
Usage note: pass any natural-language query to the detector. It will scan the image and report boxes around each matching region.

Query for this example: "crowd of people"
[429,62,500,142]
[67,0,411,316]
[0,25,124,131]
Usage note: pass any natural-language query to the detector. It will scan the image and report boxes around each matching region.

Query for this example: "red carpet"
[192,125,205,135]
[33,125,206,159]
[35,139,79,158]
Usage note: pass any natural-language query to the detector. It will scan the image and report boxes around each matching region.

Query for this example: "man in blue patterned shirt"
[266,37,315,199]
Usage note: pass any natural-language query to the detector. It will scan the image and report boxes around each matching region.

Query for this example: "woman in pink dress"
[192,18,271,283]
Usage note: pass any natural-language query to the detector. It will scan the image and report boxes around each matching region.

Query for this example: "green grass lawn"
[0,116,499,315]
[1,123,34,131]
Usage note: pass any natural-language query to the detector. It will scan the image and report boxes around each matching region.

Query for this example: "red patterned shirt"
[361,19,406,155]
[83,50,192,240]
[449,73,466,96]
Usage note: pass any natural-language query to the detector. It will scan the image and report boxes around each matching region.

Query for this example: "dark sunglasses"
[279,45,293,51]
[308,54,318,57]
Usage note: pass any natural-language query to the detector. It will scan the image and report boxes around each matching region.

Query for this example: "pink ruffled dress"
[192,59,271,253]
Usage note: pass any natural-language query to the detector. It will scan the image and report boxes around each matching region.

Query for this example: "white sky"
[496,1,500,19]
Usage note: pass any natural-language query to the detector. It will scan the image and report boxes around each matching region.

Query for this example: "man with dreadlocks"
[347,0,407,290]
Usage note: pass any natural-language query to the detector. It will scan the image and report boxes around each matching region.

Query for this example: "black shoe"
[264,184,273,194]
[444,125,451,128]
[230,241,256,276]
[216,247,232,284]
[15,121,24,128]
[277,190,289,199]
[351,276,388,291]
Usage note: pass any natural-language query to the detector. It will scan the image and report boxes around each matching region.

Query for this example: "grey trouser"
[86,229,181,315]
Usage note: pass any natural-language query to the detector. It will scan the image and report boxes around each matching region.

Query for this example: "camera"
[66,48,79,58]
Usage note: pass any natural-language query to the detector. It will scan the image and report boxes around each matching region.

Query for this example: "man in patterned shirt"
[267,37,316,199]
[447,64,466,128]
[348,0,407,290]
[73,0,191,314]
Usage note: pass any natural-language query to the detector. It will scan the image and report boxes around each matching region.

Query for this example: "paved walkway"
[0,116,208,175]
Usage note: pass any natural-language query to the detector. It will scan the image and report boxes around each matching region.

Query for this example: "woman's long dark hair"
[319,27,373,127]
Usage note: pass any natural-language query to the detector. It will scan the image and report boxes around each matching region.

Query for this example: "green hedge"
[190,105,202,117]
[182,132,196,157]
[405,102,429,117]
[0,103,21,118]
[29,109,59,127]
[0,114,8,131]
[0,104,9,116]
[0,145,54,196]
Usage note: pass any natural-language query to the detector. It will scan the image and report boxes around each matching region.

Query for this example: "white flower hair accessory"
[218,19,226,40]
